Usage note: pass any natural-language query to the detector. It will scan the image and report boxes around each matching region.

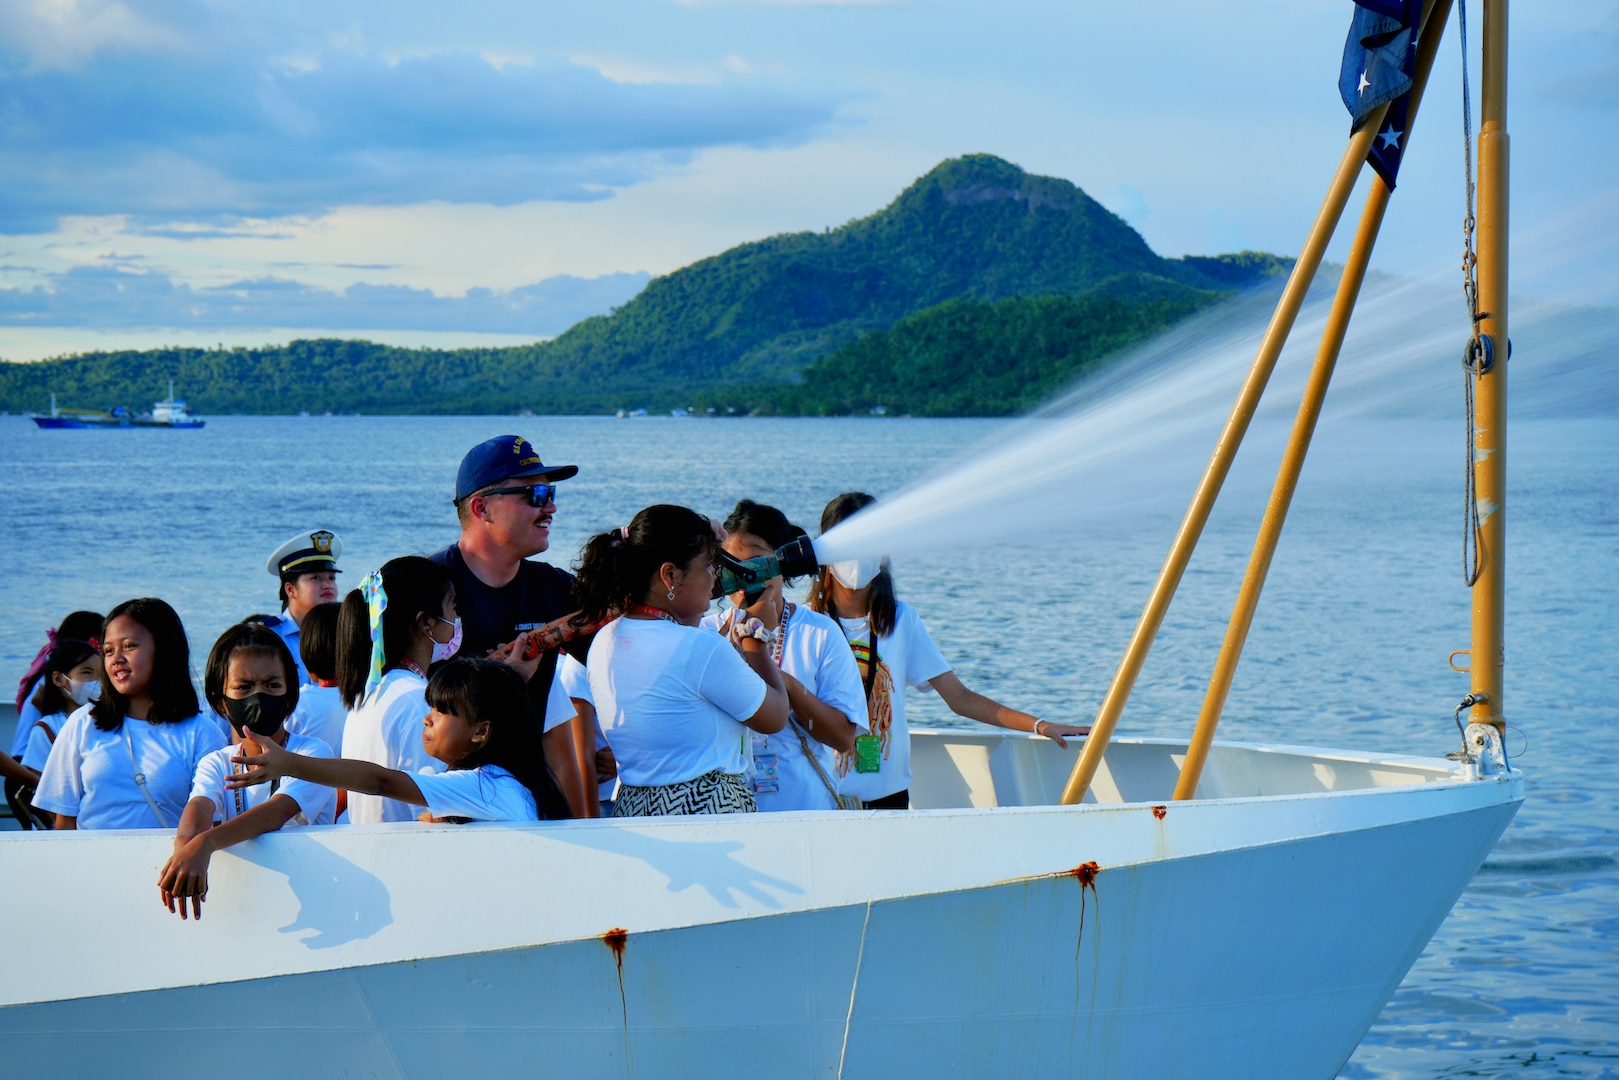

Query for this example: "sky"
[0,0,1615,363]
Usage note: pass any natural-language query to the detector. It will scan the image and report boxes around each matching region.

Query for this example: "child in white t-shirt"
[808,492,1089,809]
[231,658,565,826]
[336,556,461,823]
[158,623,336,921]
[703,499,869,813]
[575,504,789,817]
[6,636,101,828]
[33,599,228,831]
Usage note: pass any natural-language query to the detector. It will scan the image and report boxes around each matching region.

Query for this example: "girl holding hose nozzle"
[808,492,1088,810]
[704,500,868,812]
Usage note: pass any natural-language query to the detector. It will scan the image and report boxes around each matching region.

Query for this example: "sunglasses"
[480,482,561,507]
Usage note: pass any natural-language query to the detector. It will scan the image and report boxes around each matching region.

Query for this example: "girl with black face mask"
[157,623,338,922]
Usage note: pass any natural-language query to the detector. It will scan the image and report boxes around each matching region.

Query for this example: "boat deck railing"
[911,728,1451,810]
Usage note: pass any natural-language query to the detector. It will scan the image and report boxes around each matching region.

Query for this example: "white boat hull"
[0,734,1521,1078]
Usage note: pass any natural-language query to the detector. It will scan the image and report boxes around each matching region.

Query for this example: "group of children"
[2,490,1084,921]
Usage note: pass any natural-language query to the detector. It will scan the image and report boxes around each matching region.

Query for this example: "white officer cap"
[266,530,343,578]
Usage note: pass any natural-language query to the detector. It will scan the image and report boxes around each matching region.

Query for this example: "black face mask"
[223,692,291,737]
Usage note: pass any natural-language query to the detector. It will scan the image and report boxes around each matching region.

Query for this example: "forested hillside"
[0,155,1292,416]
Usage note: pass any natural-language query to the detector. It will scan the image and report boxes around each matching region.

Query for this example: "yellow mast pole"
[1058,109,1390,806]
[1471,0,1508,732]
[1173,0,1453,801]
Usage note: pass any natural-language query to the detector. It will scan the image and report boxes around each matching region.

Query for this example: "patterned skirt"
[611,770,757,818]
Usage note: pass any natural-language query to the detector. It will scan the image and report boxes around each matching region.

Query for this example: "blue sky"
[0,0,1614,361]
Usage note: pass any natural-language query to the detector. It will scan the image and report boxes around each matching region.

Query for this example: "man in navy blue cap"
[431,435,585,813]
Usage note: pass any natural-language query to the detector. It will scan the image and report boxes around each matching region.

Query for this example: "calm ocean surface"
[0,411,1613,1078]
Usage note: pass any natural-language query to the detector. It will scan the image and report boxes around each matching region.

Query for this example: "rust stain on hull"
[601,928,632,1073]
[1152,805,1168,820]
[1067,861,1101,952]
[1061,862,1102,1046]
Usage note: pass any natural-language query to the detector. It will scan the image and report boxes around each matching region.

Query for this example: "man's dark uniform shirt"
[429,543,576,706]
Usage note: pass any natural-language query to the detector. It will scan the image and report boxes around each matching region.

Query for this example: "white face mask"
[431,617,463,664]
[68,678,101,706]
[829,557,883,590]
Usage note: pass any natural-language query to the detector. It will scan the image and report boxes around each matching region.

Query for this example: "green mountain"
[740,284,1219,417]
[0,155,1292,416]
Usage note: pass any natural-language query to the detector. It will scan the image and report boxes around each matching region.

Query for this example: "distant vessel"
[29,381,205,429]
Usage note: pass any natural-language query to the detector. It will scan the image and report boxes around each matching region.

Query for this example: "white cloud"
[567,51,727,86]
[1,0,181,70]
[480,50,535,71]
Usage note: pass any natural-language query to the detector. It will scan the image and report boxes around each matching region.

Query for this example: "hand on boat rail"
[1031,720,1090,750]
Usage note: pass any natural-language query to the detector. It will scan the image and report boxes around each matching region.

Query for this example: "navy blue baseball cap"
[455,435,578,502]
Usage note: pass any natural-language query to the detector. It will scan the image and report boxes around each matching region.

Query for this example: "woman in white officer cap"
[263,529,342,684]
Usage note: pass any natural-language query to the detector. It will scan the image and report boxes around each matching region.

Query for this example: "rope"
[1462,352,1483,586]
[1459,0,1481,340]
[1458,0,1484,588]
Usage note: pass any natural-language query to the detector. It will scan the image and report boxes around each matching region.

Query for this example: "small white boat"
[143,380,206,428]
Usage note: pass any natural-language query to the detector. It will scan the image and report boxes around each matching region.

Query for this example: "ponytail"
[335,589,371,710]
[573,504,717,622]
[335,556,452,708]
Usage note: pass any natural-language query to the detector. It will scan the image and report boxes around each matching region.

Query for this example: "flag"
[1340,0,1421,188]
[1366,91,1411,190]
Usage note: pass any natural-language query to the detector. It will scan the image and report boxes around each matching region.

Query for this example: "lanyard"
[626,604,681,625]
[836,616,882,704]
[232,758,280,818]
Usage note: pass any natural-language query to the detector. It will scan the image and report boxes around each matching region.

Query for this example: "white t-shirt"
[19,710,67,772]
[413,764,538,822]
[11,677,44,758]
[827,600,951,802]
[189,732,337,827]
[32,705,230,829]
[587,617,767,788]
[287,682,348,754]
[341,668,441,824]
[540,669,576,734]
[702,606,870,812]
[559,654,615,802]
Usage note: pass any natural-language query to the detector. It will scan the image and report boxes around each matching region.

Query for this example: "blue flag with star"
[1340,0,1420,188]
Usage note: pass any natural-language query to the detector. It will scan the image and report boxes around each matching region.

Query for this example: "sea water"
[0,308,1614,1076]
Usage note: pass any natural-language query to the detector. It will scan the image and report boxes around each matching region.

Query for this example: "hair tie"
[619,526,631,540]
[360,570,389,701]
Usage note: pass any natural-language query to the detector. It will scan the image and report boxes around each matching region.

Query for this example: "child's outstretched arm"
[230,733,426,807]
